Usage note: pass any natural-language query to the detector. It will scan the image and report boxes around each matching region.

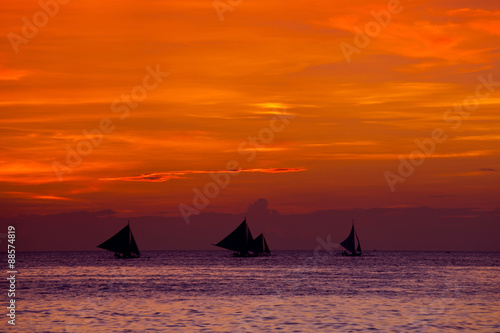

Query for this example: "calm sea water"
[8,251,500,332]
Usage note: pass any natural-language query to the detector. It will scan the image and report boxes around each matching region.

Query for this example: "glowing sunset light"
[2,3,500,333]
[0,0,498,233]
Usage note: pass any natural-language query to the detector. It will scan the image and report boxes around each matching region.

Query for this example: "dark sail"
[264,235,270,254]
[251,233,271,254]
[215,219,253,253]
[355,232,362,254]
[97,223,140,257]
[97,224,130,253]
[341,220,362,255]
[130,232,140,257]
[340,224,356,254]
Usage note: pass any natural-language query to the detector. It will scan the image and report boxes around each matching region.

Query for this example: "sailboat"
[214,218,270,257]
[97,221,140,258]
[340,219,362,256]
[251,233,271,256]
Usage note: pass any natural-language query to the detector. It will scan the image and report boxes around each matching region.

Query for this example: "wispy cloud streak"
[100,168,307,183]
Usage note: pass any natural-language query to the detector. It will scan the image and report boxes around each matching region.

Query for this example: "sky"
[0,0,499,249]
[4,199,500,251]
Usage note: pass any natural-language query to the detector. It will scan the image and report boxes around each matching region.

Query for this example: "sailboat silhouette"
[214,218,271,257]
[251,233,270,255]
[97,221,140,259]
[340,219,362,256]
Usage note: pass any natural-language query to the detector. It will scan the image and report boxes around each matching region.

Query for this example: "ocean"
[11,251,500,332]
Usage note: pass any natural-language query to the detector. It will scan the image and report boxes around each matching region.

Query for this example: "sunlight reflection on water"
[14,251,500,332]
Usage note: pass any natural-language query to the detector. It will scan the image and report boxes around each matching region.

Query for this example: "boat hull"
[114,253,141,259]
[232,252,270,257]
[341,251,361,257]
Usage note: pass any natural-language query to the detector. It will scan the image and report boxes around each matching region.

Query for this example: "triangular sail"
[130,232,140,256]
[215,219,253,253]
[250,234,264,253]
[355,232,362,254]
[340,224,356,254]
[263,235,270,254]
[97,223,140,257]
[97,225,131,254]
[251,233,271,254]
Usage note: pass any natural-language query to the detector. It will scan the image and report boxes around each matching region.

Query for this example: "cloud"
[446,8,500,18]
[246,198,275,217]
[100,167,307,182]
[442,215,481,218]
[1,0,499,215]
[252,103,290,109]
[0,69,31,81]
[453,135,500,141]
[4,192,72,201]
[33,195,72,201]
[438,168,499,177]
[302,141,378,147]
[305,150,494,161]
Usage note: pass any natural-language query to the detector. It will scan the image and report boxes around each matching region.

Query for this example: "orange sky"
[1,0,499,218]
